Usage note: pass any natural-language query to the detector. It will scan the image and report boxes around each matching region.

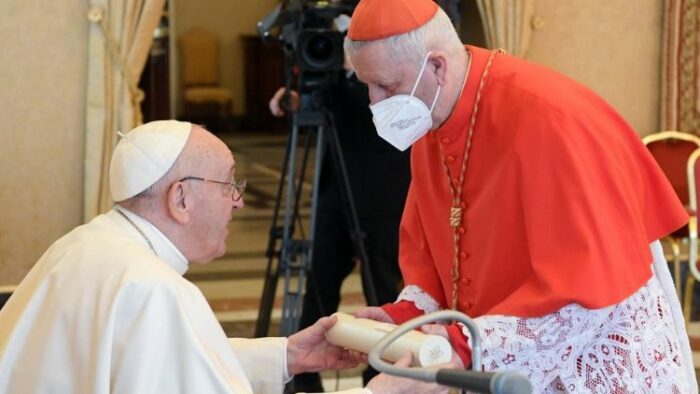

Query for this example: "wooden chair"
[178,27,233,122]
[643,130,700,301]
[685,148,700,320]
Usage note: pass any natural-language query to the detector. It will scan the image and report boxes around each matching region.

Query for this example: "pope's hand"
[286,315,358,376]
[342,307,395,364]
[353,306,394,323]
[365,353,450,394]
[269,87,300,117]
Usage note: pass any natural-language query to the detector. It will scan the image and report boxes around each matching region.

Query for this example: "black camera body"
[258,0,356,113]
[259,0,355,74]
[295,28,344,72]
[292,1,352,73]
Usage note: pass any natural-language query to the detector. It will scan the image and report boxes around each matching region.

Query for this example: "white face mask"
[369,52,442,151]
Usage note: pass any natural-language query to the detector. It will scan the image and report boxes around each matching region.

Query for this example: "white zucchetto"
[110,120,192,202]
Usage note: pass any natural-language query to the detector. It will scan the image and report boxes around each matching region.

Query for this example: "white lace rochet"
[396,285,441,314]
[396,241,697,393]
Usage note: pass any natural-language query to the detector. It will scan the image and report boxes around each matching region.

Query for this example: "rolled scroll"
[326,312,453,367]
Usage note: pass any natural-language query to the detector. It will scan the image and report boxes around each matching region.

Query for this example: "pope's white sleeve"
[111,280,260,393]
[226,338,373,394]
[228,337,288,392]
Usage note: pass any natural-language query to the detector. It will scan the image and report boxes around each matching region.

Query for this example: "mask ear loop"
[429,84,442,112]
[411,52,442,113]
[410,51,434,96]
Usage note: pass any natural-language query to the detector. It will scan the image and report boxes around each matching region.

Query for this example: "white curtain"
[475,0,535,57]
[84,0,166,221]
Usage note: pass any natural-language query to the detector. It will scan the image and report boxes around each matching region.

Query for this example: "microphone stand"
[368,311,532,394]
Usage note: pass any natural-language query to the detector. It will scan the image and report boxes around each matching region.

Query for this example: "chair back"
[644,131,700,204]
[643,131,700,237]
[688,149,700,220]
[179,27,221,87]
[687,148,700,281]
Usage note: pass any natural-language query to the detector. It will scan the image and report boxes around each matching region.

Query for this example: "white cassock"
[0,208,367,394]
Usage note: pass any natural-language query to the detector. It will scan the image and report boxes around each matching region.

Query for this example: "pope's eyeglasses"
[179,176,246,202]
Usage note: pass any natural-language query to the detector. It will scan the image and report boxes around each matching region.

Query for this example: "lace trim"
[396,285,440,314]
[458,275,693,393]
[650,240,697,388]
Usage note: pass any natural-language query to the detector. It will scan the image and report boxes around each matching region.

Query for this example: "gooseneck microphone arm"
[368,310,532,394]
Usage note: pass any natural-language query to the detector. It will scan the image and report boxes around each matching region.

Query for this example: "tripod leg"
[279,121,325,337]
[254,127,296,338]
[322,112,379,306]
[292,128,314,239]
[279,121,303,336]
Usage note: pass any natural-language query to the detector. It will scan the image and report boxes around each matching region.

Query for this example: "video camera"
[258,0,356,94]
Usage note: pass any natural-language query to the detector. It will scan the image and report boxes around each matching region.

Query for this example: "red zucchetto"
[347,0,438,41]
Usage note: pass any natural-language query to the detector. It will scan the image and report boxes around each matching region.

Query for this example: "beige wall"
[0,1,87,285]
[172,0,280,116]
[526,0,663,136]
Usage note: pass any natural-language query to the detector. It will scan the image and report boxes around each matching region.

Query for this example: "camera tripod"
[254,107,378,338]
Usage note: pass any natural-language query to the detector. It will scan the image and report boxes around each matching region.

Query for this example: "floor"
[189,129,700,391]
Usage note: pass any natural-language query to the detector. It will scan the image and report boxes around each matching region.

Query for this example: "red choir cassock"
[383,45,687,362]
[347,0,688,369]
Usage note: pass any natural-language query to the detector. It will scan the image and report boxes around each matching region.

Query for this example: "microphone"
[367,310,532,394]
[435,369,532,394]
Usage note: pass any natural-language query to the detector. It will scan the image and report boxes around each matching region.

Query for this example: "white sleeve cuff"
[282,337,293,383]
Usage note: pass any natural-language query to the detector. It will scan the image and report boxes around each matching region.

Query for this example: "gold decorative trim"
[642,130,700,145]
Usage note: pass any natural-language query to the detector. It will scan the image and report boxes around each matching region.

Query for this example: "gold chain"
[438,49,503,310]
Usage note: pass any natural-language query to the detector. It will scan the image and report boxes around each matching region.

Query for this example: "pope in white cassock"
[0,121,446,393]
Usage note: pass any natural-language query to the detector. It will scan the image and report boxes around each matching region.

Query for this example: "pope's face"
[189,143,243,263]
[351,42,440,113]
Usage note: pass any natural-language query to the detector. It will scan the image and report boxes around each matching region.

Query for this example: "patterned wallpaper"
[661,0,700,134]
